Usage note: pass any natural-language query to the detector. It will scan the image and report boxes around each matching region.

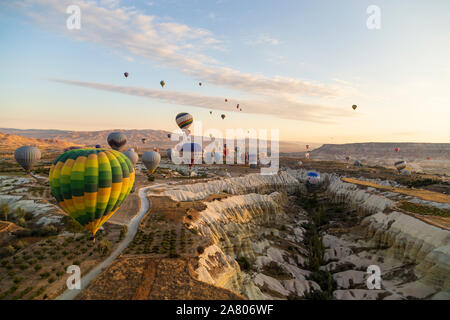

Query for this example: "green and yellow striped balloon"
[49,148,135,236]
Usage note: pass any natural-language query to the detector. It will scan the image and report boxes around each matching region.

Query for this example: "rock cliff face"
[151,169,449,299]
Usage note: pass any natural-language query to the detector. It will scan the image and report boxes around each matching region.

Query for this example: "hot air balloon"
[400,168,411,176]
[176,112,193,130]
[209,111,212,115]
[124,72,129,78]
[199,82,202,86]
[305,152,310,160]
[353,160,363,167]
[142,151,161,174]
[249,153,258,169]
[123,148,139,167]
[107,132,127,151]
[306,144,310,150]
[14,146,41,172]
[240,108,242,111]
[160,80,165,88]
[141,138,146,144]
[352,105,357,110]
[49,148,135,236]
[395,160,407,172]
[180,143,203,167]
[395,147,400,153]
[307,171,320,185]
[221,114,226,120]
[225,99,228,102]
[95,144,102,149]
[236,104,239,109]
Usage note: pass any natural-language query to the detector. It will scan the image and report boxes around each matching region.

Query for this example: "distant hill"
[0,132,83,150]
[309,143,450,161]
[0,128,316,153]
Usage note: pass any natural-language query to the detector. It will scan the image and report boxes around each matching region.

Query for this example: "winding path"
[56,184,163,300]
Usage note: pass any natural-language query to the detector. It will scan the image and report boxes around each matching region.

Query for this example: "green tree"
[1,204,10,221]
[119,225,128,240]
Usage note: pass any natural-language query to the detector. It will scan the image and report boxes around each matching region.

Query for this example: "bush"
[236,256,251,271]
[1,204,10,221]
[119,225,128,240]
[97,240,111,256]
[13,241,25,250]
[62,215,84,234]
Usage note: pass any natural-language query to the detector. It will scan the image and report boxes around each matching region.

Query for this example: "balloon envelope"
[307,171,320,185]
[107,132,127,151]
[14,146,41,172]
[160,80,165,88]
[142,151,161,173]
[352,105,357,110]
[123,148,139,166]
[49,148,135,236]
[395,160,407,171]
[176,112,193,130]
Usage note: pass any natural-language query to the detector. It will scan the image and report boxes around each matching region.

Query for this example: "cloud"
[50,78,354,123]
[6,0,363,124]
[9,0,348,99]
[244,34,280,46]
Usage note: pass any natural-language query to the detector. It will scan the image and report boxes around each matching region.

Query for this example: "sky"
[0,0,449,144]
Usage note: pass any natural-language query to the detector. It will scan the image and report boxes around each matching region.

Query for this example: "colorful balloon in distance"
[124,72,129,78]
[307,171,320,185]
[352,105,357,110]
[353,160,363,167]
[395,147,400,153]
[176,112,193,130]
[123,148,139,167]
[199,82,202,86]
[400,168,411,176]
[221,114,226,120]
[142,151,161,173]
[306,144,310,150]
[14,146,41,172]
[160,80,165,88]
[225,99,228,102]
[49,148,135,236]
[395,160,407,171]
[236,104,239,109]
[305,152,310,160]
[209,111,212,115]
[107,132,127,151]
